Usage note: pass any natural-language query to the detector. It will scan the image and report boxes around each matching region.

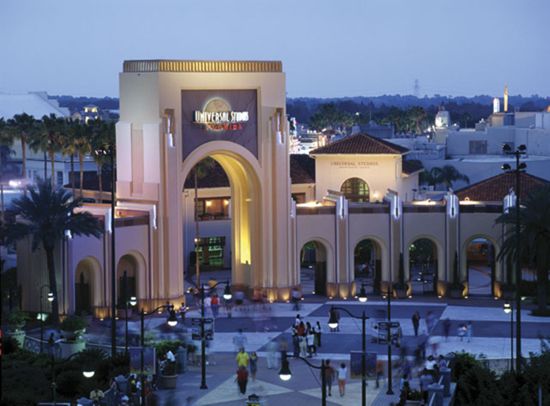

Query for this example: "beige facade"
[17,60,514,317]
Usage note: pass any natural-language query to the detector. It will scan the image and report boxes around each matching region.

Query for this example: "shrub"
[60,315,88,332]
[7,310,28,331]
[1,335,20,354]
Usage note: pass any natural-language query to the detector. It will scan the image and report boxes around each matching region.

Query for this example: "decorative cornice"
[123,60,282,73]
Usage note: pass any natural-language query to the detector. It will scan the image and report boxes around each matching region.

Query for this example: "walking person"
[466,321,473,343]
[315,321,322,347]
[412,311,420,337]
[211,294,220,318]
[236,347,250,369]
[233,329,248,353]
[375,358,385,389]
[235,366,249,395]
[337,363,347,397]
[306,329,316,357]
[249,352,258,382]
[323,360,335,397]
[299,335,308,358]
[443,318,451,341]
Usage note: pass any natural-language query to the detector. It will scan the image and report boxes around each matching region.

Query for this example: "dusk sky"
[1,0,549,98]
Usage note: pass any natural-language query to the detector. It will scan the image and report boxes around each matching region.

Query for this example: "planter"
[8,330,25,348]
[59,339,86,358]
[159,374,178,389]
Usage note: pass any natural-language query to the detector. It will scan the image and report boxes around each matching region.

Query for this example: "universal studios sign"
[193,97,249,131]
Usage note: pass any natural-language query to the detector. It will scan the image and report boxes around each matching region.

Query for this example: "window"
[292,193,306,204]
[195,197,230,220]
[340,177,369,202]
[469,140,487,154]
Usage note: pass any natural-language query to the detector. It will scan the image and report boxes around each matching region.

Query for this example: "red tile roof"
[456,172,549,202]
[310,133,408,155]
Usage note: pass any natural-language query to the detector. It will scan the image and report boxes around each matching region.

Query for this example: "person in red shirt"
[236,366,249,395]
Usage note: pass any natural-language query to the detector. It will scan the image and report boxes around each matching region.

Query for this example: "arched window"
[340,178,369,202]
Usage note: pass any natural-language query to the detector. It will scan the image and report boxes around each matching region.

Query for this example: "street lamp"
[140,304,177,404]
[39,285,55,353]
[383,285,394,395]
[198,281,232,389]
[503,302,514,371]
[279,357,328,406]
[502,143,526,372]
[50,352,95,404]
[328,306,369,406]
[120,271,137,354]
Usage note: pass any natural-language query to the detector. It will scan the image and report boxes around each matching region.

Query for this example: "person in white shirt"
[337,363,347,397]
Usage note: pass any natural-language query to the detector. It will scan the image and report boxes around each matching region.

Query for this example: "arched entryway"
[354,239,382,294]
[300,241,328,296]
[74,257,101,315]
[340,177,370,202]
[181,143,263,292]
[465,237,495,297]
[408,238,438,295]
[117,254,138,307]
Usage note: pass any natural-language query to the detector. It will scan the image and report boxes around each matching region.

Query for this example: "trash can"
[246,393,265,406]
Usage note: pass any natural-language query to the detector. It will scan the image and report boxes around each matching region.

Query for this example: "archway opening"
[300,241,327,296]
[466,238,495,296]
[74,258,99,316]
[340,177,369,202]
[408,238,437,295]
[182,149,261,293]
[354,239,382,294]
[117,254,138,308]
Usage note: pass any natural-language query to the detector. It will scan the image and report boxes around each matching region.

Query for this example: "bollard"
[440,367,451,397]
[428,383,444,406]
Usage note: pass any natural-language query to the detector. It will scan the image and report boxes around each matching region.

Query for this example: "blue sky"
[1,0,549,98]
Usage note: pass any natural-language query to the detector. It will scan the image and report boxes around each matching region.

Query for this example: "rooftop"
[310,133,409,155]
[456,172,549,202]
[123,60,282,73]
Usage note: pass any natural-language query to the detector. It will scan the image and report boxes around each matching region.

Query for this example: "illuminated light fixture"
[223,285,232,301]
[129,296,137,307]
[99,317,104,322]
[47,292,55,302]
[494,296,499,301]
[357,285,368,303]
[278,358,292,381]
[205,200,212,207]
[437,295,442,299]
[83,370,95,378]
[223,199,229,206]
[312,291,315,294]
[115,316,119,321]
[328,308,339,330]
[503,302,512,314]
[167,309,178,327]
[8,179,22,188]
[408,295,413,299]
[464,295,469,299]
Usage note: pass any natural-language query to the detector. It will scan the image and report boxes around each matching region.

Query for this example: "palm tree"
[421,166,470,190]
[6,113,38,181]
[90,120,115,202]
[62,119,79,196]
[74,122,93,198]
[33,114,65,187]
[496,185,550,314]
[7,179,103,323]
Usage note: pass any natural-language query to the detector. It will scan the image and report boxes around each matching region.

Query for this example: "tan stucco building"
[17,60,547,317]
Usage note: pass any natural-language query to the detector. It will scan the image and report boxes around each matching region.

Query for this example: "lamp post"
[50,351,95,405]
[121,270,137,354]
[279,357,327,406]
[328,302,369,406]
[94,144,117,357]
[503,302,514,372]
[502,143,526,372]
[140,304,177,404]
[382,285,394,395]
[39,284,54,353]
[198,281,232,389]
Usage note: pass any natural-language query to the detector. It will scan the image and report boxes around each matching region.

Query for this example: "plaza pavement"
[50,295,548,406]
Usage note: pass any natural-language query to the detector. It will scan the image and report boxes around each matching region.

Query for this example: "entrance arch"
[354,238,382,294]
[407,238,438,295]
[463,235,498,297]
[117,254,139,306]
[181,141,263,290]
[300,240,329,296]
[74,257,102,315]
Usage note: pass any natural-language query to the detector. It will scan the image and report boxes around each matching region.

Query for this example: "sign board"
[129,347,156,375]
[350,351,377,379]
[181,89,258,160]
[378,321,400,329]
[191,318,214,340]
[191,317,213,325]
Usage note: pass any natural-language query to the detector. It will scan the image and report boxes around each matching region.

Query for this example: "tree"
[73,122,93,198]
[496,185,550,315]
[7,179,103,323]
[5,113,39,181]
[62,119,79,196]
[421,165,470,190]
[90,120,115,202]
[30,114,66,187]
